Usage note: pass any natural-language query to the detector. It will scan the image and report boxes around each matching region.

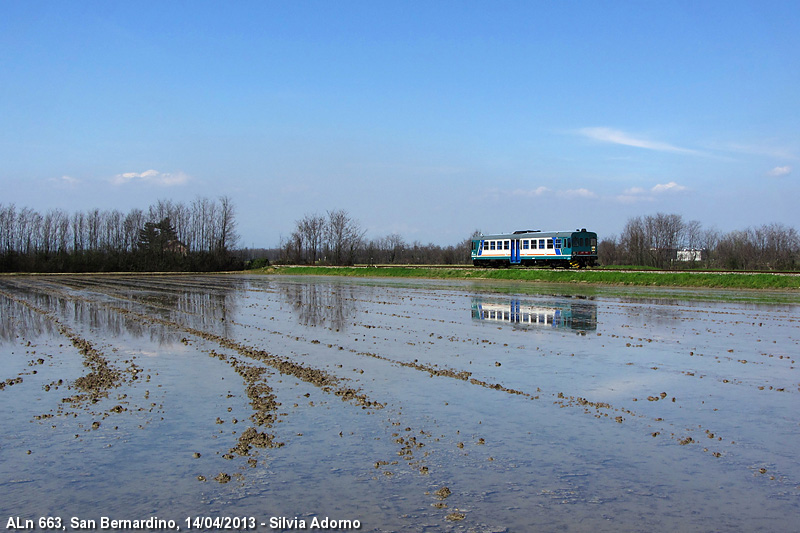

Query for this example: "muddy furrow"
[0,287,139,410]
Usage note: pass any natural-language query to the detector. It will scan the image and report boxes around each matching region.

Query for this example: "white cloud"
[615,181,686,203]
[651,181,688,194]
[512,186,550,197]
[578,127,703,155]
[768,165,792,177]
[111,169,190,186]
[560,188,596,198]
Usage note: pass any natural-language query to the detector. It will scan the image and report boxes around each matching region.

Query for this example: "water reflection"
[0,293,60,342]
[0,276,241,344]
[279,282,359,330]
[471,296,597,331]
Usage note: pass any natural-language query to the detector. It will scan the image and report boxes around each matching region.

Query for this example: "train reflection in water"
[471,297,597,332]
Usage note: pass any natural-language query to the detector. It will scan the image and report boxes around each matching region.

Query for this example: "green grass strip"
[255,266,800,290]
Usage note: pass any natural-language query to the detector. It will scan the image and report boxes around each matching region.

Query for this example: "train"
[471,228,597,268]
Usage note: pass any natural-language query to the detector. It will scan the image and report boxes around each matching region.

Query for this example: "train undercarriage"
[472,257,596,269]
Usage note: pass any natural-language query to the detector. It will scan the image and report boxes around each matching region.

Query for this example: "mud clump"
[231,427,284,456]
[62,327,127,405]
[435,486,452,499]
[1,377,24,390]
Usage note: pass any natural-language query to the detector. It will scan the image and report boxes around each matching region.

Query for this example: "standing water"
[0,274,798,532]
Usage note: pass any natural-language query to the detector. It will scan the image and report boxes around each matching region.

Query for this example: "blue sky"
[1,1,798,247]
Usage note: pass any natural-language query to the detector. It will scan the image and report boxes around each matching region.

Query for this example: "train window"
[504,240,510,250]
[547,239,554,249]
[522,240,529,249]
[538,239,544,249]
[591,238,597,246]
[490,241,496,250]
[554,238,561,249]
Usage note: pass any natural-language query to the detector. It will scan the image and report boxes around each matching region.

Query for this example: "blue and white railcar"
[471,229,597,268]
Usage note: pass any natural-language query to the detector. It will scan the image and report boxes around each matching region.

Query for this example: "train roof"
[476,229,596,240]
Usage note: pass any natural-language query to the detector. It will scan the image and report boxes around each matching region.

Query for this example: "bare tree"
[297,213,325,264]
[620,216,647,266]
[324,209,364,265]
[53,209,70,253]
[382,233,406,263]
[217,196,239,253]
[647,213,684,268]
[598,235,619,266]
[124,209,145,253]
[0,204,14,253]
[279,231,304,264]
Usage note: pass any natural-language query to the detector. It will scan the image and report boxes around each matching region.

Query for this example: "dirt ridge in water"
[0,288,134,407]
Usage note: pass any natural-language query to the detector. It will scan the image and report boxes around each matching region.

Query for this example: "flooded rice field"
[0,274,798,532]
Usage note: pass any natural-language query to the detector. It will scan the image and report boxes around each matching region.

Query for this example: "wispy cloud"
[111,169,190,186]
[651,181,688,193]
[716,142,797,160]
[512,186,550,197]
[578,127,703,155]
[492,186,597,200]
[48,175,81,188]
[560,188,596,198]
[616,181,688,203]
[768,165,792,177]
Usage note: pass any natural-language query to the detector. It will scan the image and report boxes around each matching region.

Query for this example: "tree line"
[599,213,799,270]
[3,200,796,272]
[278,209,474,266]
[281,209,799,271]
[0,197,241,272]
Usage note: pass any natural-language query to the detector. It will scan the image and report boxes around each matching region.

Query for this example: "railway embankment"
[255,265,800,291]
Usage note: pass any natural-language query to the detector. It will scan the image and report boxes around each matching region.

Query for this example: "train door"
[510,239,521,264]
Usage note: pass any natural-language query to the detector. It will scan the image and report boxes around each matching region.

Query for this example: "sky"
[1,1,798,248]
